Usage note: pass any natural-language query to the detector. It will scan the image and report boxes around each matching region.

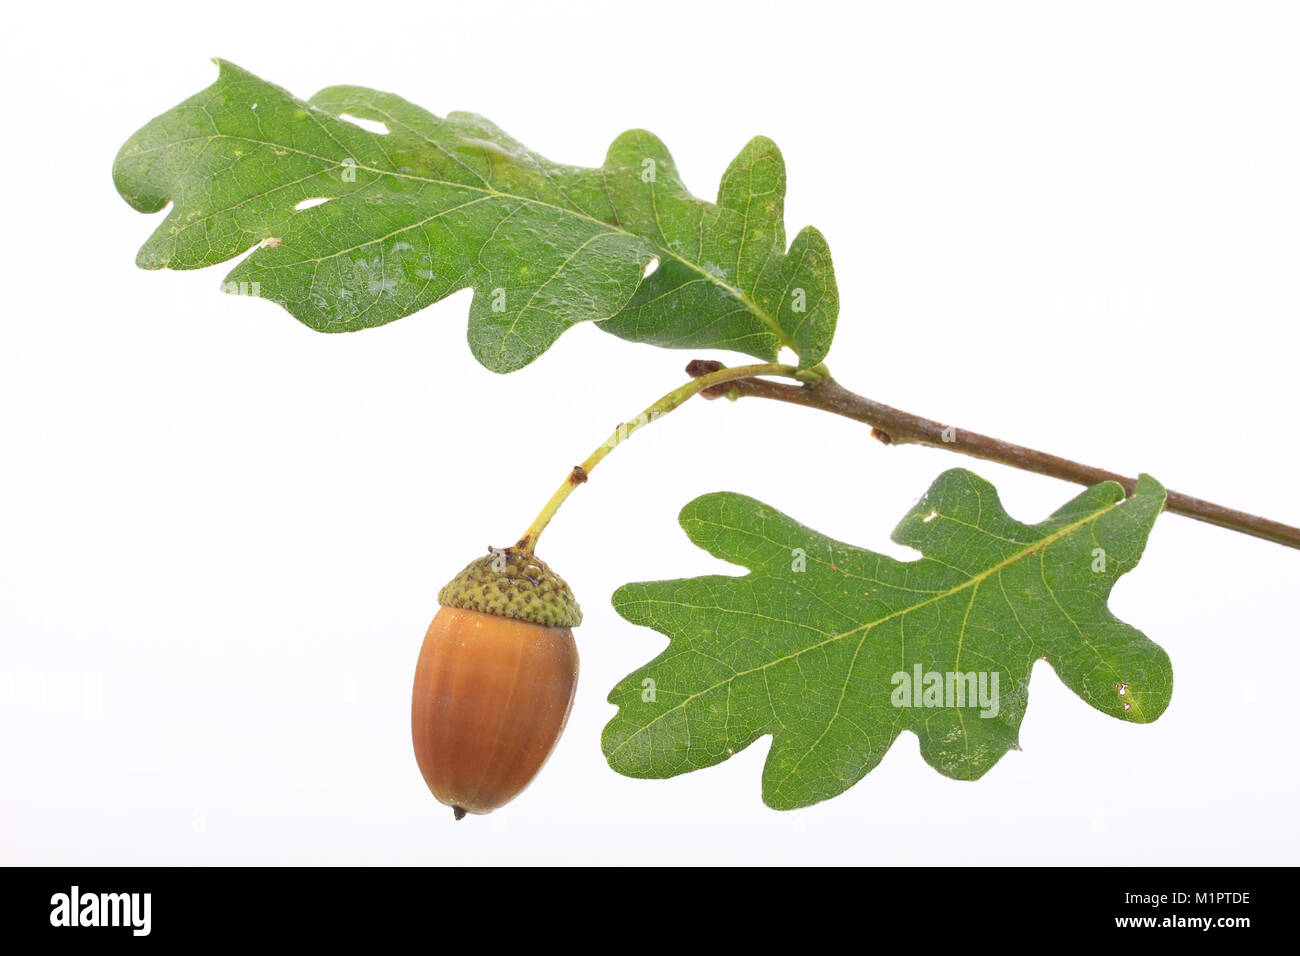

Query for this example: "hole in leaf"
[922,510,938,523]
[338,113,389,135]
[294,197,330,211]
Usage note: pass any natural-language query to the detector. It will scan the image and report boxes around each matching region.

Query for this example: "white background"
[2,1,1298,865]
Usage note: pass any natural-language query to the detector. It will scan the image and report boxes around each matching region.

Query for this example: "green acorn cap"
[438,547,582,628]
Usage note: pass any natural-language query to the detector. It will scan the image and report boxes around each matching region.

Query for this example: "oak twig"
[692,366,1300,550]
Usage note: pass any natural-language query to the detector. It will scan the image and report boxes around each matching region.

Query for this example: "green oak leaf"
[113,60,837,372]
[604,469,1170,810]
[592,133,838,367]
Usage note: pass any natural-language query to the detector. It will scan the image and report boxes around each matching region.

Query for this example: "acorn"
[411,547,581,819]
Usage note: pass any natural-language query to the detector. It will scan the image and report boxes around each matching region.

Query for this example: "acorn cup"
[411,547,581,820]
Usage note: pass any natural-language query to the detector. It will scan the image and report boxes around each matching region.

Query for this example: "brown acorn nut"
[411,548,581,819]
